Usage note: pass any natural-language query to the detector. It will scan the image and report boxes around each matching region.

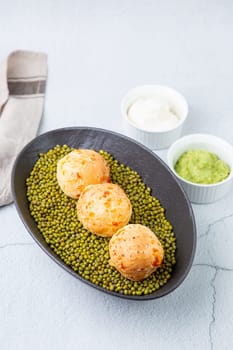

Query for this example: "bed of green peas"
[26,145,176,296]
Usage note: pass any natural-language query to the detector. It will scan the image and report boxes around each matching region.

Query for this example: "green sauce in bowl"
[174,149,230,184]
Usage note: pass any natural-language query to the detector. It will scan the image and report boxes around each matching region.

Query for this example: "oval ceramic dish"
[12,127,196,300]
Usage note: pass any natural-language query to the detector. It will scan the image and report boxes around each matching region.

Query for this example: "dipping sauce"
[127,96,180,132]
[175,149,230,184]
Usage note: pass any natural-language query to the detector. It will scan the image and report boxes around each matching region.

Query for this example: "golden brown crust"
[77,183,132,237]
[109,224,164,281]
[56,149,110,198]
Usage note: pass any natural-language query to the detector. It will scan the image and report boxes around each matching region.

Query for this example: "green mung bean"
[26,145,176,296]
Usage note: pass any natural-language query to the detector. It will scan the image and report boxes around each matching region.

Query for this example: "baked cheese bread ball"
[77,183,132,237]
[109,224,164,281]
[57,149,110,199]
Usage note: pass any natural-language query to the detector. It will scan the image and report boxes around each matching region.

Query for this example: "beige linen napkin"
[0,50,47,206]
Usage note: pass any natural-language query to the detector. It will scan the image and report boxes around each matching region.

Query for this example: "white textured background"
[1,1,233,349]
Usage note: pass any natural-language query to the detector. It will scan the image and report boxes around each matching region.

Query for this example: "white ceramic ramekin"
[121,85,188,150]
[167,134,233,204]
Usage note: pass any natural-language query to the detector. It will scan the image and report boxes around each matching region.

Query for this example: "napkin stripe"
[8,80,46,95]
[8,75,47,81]
[12,95,44,99]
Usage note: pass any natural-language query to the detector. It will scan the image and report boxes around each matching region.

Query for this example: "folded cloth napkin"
[0,50,47,206]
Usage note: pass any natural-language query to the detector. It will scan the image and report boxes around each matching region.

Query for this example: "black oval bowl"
[12,127,196,300]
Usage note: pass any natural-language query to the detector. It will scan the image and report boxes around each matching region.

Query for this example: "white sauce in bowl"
[127,96,180,132]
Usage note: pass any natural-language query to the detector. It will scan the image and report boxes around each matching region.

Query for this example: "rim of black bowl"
[11,126,197,300]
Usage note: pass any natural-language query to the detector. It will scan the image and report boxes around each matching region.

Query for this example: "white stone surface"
[1,1,233,349]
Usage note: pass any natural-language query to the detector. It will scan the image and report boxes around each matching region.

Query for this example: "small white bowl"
[121,85,188,149]
[167,134,233,204]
